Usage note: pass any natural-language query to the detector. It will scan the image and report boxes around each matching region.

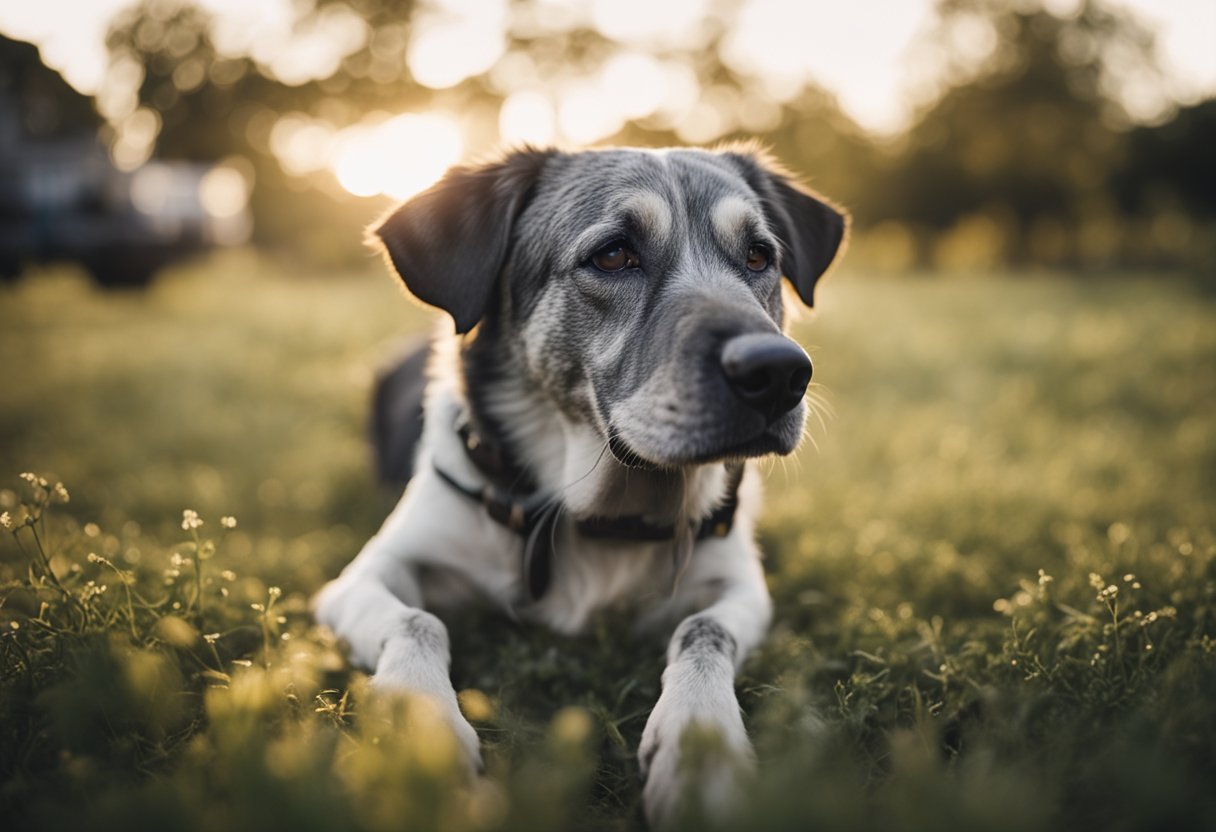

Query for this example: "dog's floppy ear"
[371,148,553,333]
[723,149,848,307]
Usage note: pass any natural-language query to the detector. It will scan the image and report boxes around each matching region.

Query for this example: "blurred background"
[0,0,1213,283]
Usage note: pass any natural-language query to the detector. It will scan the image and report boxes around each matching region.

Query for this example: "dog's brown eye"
[591,241,640,273]
[746,245,771,272]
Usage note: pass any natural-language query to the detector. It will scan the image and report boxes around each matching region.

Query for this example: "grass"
[1,253,1214,831]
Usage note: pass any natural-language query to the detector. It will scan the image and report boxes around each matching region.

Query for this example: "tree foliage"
[90,0,1216,269]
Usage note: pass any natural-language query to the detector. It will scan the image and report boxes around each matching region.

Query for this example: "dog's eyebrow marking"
[568,191,674,266]
[711,196,759,248]
[621,191,673,240]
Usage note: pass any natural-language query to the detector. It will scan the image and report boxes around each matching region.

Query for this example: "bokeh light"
[498,90,557,146]
[407,1,508,90]
[198,164,251,219]
[334,113,464,200]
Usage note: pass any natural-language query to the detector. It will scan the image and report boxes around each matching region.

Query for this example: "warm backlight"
[334,113,464,201]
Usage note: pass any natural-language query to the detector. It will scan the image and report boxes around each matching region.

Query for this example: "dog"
[313,144,846,827]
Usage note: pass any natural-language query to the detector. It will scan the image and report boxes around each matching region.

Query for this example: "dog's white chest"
[518,532,679,634]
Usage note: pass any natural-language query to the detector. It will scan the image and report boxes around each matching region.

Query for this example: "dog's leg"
[312,499,483,773]
[638,550,772,828]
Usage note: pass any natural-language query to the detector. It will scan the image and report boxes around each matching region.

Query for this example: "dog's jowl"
[313,145,846,827]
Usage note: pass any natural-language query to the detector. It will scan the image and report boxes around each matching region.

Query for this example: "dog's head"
[373,145,846,468]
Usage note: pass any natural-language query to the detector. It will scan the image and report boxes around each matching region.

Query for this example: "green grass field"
[2,255,1214,831]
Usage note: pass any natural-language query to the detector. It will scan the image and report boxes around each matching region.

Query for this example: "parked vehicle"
[0,35,247,286]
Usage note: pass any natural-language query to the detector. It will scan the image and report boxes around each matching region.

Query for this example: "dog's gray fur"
[314,145,845,827]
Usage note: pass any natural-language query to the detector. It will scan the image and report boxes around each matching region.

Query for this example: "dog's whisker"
[806,383,836,418]
[807,401,829,438]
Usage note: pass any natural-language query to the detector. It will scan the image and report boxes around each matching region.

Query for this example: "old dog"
[313,145,846,826]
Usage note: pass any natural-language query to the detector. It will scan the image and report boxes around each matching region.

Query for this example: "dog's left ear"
[371,148,554,333]
[723,150,848,307]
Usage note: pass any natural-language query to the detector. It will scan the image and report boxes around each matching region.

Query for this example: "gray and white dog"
[313,145,846,826]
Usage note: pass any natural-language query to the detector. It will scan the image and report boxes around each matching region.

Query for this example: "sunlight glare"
[269,114,336,176]
[558,79,624,145]
[722,0,938,133]
[542,57,693,145]
[600,53,669,120]
[592,0,709,47]
[407,1,507,89]
[334,113,463,200]
[498,91,557,146]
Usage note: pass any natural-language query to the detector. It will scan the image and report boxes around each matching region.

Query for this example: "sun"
[334,113,464,201]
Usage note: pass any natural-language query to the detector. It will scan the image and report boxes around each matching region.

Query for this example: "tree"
[860,0,1185,267]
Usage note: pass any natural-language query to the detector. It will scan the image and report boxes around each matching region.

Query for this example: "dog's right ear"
[371,148,553,334]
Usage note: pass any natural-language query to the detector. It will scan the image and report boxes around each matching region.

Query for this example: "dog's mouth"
[606,425,791,470]
[607,433,663,470]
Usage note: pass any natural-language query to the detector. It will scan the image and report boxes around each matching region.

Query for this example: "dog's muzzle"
[720,333,812,424]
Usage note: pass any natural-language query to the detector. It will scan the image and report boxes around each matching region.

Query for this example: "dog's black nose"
[721,334,812,421]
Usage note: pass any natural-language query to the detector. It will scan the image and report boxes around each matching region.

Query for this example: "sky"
[1,0,1213,136]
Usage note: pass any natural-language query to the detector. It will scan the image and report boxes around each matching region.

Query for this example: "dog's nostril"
[721,334,812,421]
[789,366,812,396]
[736,368,771,396]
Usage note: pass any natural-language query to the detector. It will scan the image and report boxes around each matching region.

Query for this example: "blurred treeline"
[48,0,1216,271]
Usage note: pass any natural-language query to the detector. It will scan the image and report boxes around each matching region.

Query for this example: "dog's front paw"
[638,687,755,829]
[372,628,485,776]
[369,672,485,776]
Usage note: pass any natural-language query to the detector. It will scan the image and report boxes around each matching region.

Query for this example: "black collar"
[433,412,744,602]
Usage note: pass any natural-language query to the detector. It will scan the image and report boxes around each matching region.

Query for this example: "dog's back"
[370,339,428,488]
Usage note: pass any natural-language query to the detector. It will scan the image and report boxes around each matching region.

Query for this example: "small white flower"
[19,472,36,483]
[268,586,282,600]
[53,483,69,503]
[0,511,10,530]
[181,509,203,531]
[220,516,237,529]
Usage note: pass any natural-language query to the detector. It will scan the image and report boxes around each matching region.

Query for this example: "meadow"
[1,254,1214,831]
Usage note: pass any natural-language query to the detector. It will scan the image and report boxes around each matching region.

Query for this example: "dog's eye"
[746,245,772,272]
[590,241,640,273]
